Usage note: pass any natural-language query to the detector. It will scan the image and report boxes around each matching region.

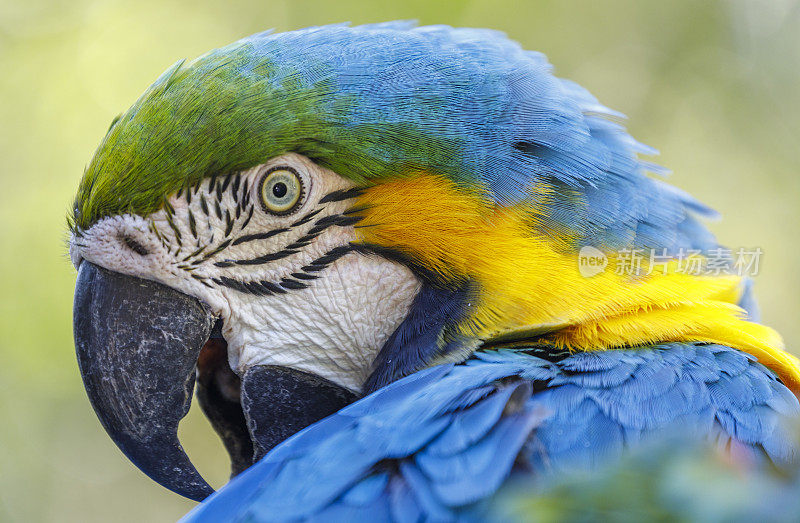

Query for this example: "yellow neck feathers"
[354,173,800,393]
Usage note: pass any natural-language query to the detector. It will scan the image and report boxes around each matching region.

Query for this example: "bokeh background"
[0,0,798,521]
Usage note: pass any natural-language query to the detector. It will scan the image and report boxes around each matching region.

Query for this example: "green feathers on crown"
[72,40,327,232]
[69,39,458,232]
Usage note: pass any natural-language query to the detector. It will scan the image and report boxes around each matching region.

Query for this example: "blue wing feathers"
[183,343,798,522]
[425,382,530,457]
[427,411,544,506]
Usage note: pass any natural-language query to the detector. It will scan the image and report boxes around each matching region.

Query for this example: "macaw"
[68,22,800,520]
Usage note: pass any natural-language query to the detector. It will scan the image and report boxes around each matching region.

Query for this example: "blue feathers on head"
[236,21,716,253]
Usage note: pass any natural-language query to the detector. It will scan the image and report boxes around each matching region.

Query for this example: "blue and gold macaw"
[68,22,800,520]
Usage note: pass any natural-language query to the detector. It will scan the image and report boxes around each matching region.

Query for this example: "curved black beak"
[73,262,216,501]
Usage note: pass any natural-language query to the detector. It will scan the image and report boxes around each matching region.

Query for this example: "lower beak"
[73,262,216,501]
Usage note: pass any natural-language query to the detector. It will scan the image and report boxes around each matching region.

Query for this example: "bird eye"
[259,166,304,215]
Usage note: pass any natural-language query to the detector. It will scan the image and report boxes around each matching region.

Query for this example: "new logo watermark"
[578,246,608,277]
[577,246,763,278]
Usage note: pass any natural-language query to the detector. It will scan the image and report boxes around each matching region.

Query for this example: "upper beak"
[73,262,216,501]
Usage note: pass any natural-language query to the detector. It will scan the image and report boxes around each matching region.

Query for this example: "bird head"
[68,22,799,501]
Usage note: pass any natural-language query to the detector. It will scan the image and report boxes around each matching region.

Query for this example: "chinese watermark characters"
[578,246,763,278]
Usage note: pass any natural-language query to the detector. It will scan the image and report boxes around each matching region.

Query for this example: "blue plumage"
[183,344,799,522]
[227,21,716,253]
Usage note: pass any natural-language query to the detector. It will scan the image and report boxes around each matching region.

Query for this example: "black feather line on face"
[240,206,254,230]
[232,227,289,247]
[280,278,307,290]
[232,173,241,197]
[197,239,232,264]
[165,213,182,248]
[291,272,318,280]
[149,222,168,249]
[221,185,363,264]
[190,272,213,288]
[224,210,234,237]
[215,249,300,268]
[220,174,232,193]
[121,235,149,256]
[181,245,206,262]
[175,180,365,274]
[257,280,286,295]
[290,208,324,227]
[213,245,357,296]
[188,209,198,239]
[318,187,364,204]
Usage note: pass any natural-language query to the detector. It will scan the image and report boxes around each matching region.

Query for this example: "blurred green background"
[0,0,798,521]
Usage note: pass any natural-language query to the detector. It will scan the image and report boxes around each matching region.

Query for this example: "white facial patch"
[71,153,421,391]
[228,250,419,391]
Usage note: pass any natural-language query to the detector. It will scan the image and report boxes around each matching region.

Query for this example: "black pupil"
[272,182,288,198]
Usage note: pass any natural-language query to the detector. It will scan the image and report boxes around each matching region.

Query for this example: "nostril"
[121,235,149,256]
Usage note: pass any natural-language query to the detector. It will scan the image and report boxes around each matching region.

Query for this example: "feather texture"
[182,343,799,522]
